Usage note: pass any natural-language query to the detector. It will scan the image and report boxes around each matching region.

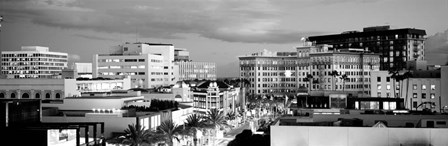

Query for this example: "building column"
[17,90,21,99]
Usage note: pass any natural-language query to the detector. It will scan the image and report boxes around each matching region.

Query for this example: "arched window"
[55,93,61,99]
[46,93,51,99]
[11,93,16,98]
[0,93,4,98]
[22,93,29,98]
[35,93,40,99]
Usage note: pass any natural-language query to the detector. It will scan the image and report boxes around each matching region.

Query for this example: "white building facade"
[1,46,68,79]
[0,78,79,100]
[239,50,298,96]
[93,43,177,88]
[175,61,217,81]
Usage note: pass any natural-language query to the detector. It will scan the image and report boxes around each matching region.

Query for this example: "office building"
[308,26,426,70]
[239,49,298,96]
[93,43,176,88]
[175,61,217,81]
[1,46,68,78]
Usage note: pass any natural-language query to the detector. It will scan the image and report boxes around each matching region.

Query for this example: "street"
[214,122,251,146]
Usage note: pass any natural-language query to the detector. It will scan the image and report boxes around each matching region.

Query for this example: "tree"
[120,124,152,146]
[303,74,314,94]
[389,68,404,98]
[401,71,413,110]
[329,70,340,91]
[184,114,206,146]
[156,120,184,146]
[339,74,348,92]
[204,109,228,145]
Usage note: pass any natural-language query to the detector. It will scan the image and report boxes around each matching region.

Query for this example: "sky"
[1,0,448,77]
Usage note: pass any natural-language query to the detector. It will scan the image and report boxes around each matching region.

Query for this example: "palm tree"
[401,71,413,110]
[205,109,228,145]
[120,124,152,146]
[389,68,404,98]
[156,120,184,146]
[329,70,340,91]
[303,74,314,94]
[340,74,348,92]
[184,114,206,146]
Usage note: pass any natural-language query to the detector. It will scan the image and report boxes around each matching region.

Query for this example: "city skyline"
[1,0,448,77]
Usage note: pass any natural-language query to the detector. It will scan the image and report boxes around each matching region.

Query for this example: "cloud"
[425,28,448,65]
[73,34,118,41]
[0,0,321,44]
[68,54,81,61]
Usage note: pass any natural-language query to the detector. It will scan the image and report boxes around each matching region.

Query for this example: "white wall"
[271,126,448,146]
[43,96,143,110]
[43,116,136,138]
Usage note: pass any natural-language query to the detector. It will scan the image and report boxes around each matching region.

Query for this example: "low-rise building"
[0,78,79,100]
[76,76,131,93]
[192,80,240,115]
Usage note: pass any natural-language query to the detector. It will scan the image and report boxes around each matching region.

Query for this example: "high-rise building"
[175,61,216,81]
[93,43,176,88]
[308,26,426,70]
[1,46,68,78]
[239,49,298,96]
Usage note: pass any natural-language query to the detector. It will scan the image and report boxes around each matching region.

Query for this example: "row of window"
[99,72,145,75]
[258,83,296,88]
[0,92,61,99]
[2,66,65,71]
[1,53,67,58]
[257,77,296,82]
[413,84,436,90]
[412,93,436,99]
[1,58,67,62]
[98,65,146,69]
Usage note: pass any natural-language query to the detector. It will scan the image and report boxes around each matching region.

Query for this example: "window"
[413,93,417,98]
[377,92,381,97]
[386,85,391,90]
[56,93,61,98]
[386,77,390,82]
[0,93,4,98]
[35,93,40,98]
[436,121,447,125]
[413,84,417,90]
[10,93,15,98]
[377,77,381,82]
[422,85,426,90]
[124,47,128,51]
[22,93,29,98]
[377,85,381,90]
[430,93,435,99]
[46,93,51,98]
[431,85,435,90]
[413,101,418,108]
[422,93,426,99]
